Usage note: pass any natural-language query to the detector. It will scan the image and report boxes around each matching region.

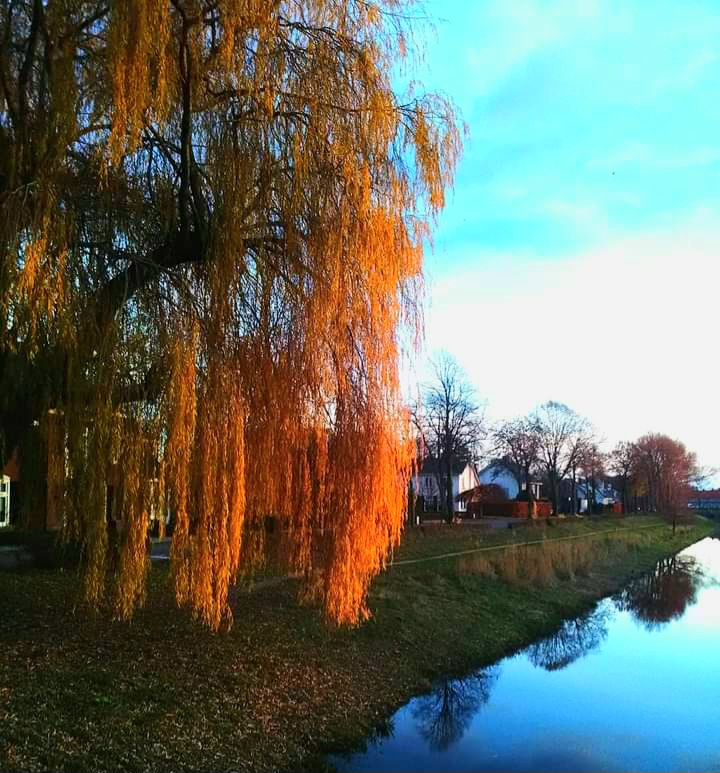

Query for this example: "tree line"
[412,354,707,527]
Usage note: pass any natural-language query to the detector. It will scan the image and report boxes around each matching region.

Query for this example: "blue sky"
[409,0,720,478]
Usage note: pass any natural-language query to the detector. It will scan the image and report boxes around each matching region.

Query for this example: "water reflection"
[616,555,703,630]
[527,604,611,671]
[333,537,720,773]
[411,669,498,751]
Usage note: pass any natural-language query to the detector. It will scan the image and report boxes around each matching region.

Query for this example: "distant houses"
[558,477,622,515]
[411,454,625,521]
[478,459,543,501]
[411,456,549,519]
[412,458,479,515]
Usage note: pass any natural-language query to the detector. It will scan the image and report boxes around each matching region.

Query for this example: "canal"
[333,535,720,772]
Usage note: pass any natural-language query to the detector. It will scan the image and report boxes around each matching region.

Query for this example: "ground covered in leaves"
[1,515,714,772]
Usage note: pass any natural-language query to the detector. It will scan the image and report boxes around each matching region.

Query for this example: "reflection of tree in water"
[616,555,702,630]
[527,604,611,671]
[412,669,498,751]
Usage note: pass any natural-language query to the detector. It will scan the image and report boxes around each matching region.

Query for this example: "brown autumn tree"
[0,1,461,627]
[633,433,698,532]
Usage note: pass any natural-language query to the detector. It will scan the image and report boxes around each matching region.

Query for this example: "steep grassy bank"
[1,515,714,772]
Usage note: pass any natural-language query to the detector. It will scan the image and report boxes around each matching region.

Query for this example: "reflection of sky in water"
[334,537,720,772]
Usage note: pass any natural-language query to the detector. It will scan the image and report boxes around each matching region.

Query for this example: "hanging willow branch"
[0,0,462,628]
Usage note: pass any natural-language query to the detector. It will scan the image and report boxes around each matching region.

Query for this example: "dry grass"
[457,529,661,588]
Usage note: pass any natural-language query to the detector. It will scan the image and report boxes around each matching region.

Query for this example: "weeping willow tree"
[0,0,461,628]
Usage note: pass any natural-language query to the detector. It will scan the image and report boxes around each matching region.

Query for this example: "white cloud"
[590,144,720,170]
[421,219,720,473]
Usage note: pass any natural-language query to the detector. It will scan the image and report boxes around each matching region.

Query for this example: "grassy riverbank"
[1,515,714,772]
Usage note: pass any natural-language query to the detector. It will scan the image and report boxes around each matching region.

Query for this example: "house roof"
[418,458,471,476]
[457,483,509,503]
[478,459,515,476]
[479,459,542,484]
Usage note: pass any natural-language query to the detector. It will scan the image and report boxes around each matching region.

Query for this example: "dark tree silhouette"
[531,402,592,516]
[492,416,541,509]
[413,353,484,522]
[411,669,498,751]
[527,604,611,671]
[608,440,637,515]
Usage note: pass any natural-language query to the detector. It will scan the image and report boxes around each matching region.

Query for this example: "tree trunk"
[621,480,628,515]
[17,426,49,530]
[524,466,534,519]
[445,464,454,524]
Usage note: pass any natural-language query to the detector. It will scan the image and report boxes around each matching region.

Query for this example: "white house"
[412,459,480,514]
[574,479,619,513]
[478,460,543,500]
[0,475,10,528]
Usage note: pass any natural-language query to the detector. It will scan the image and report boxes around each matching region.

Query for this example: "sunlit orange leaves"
[3,0,461,628]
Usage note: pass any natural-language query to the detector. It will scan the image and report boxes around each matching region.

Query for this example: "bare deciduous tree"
[608,441,637,514]
[492,416,540,510]
[577,442,606,515]
[413,353,483,522]
[531,401,592,516]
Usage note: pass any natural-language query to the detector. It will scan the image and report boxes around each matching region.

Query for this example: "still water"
[334,536,720,772]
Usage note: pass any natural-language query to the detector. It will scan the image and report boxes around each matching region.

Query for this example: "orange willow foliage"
[0,1,461,627]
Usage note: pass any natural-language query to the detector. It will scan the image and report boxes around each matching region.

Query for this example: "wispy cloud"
[425,217,720,470]
[590,144,720,171]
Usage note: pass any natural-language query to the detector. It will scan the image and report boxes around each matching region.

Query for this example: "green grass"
[0,514,714,772]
